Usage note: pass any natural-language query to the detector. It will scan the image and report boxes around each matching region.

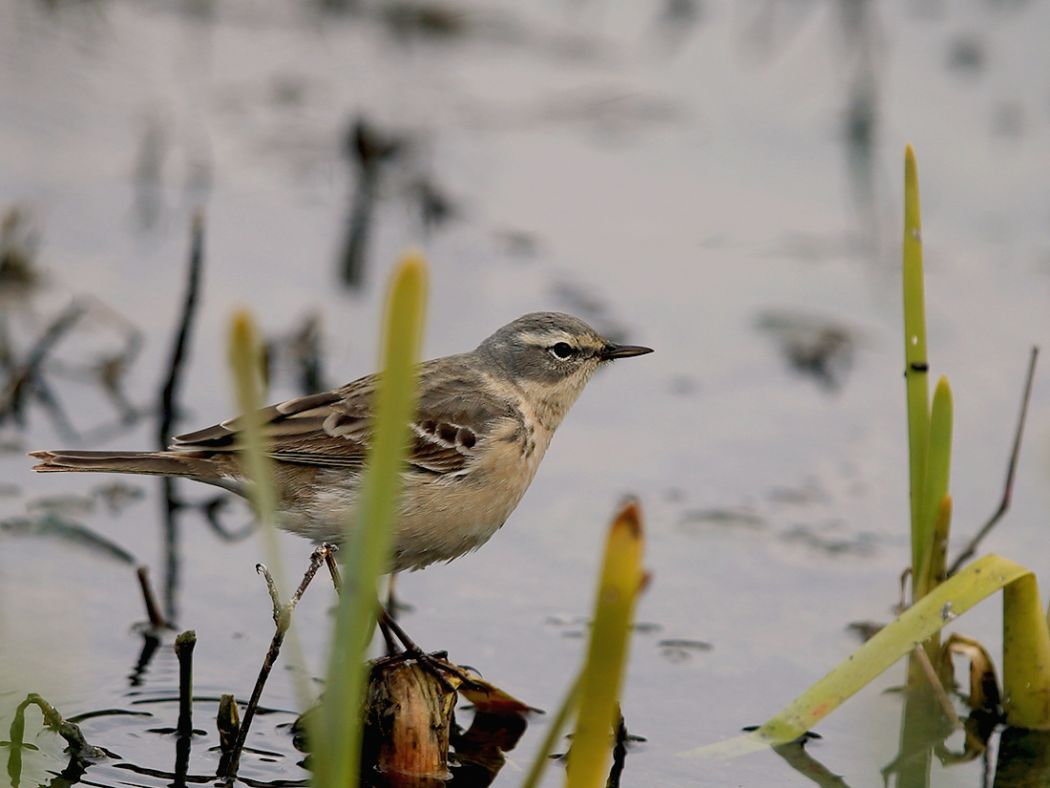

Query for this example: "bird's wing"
[171,357,518,476]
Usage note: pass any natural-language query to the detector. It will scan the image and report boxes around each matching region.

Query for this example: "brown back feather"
[169,356,521,476]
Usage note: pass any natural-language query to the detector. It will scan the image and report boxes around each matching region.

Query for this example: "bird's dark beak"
[600,342,654,360]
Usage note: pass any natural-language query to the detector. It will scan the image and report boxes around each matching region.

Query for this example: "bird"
[30,312,653,574]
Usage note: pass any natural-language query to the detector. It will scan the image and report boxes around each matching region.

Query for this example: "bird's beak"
[600,342,654,360]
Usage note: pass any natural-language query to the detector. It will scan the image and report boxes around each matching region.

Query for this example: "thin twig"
[222,547,330,780]
[157,212,204,448]
[948,347,1039,575]
[912,646,962,730]
[136,566,169,629]
[290,547,328,608]
[257,563,283,624]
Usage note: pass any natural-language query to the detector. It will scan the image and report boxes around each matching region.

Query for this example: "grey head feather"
[476,312,607,384]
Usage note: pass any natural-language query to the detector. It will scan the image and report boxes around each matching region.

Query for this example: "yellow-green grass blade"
[566,501,646,788]
[314,251,427,788]
[917,496,952,603]
[519,671,583,788]
[903,145,931,592]
[229,314,278,531]
[916,378,953,600]
[684,554,1048,757]
[1003,573,1050,729]
[228,313,313,708]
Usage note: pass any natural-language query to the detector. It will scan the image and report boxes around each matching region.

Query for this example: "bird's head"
[477,311,653,427]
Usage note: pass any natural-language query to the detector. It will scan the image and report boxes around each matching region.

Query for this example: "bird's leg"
[377,608,482,691]
[385,571,413,618]
[376,606,400,657]
[323,546,402,656]
[321,543,342,591]
[378,573,402,656]
[321,544,478,690]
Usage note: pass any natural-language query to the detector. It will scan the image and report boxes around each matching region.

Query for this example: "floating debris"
[946,34,985,76]
[780,522,878,556]
[755,309,857,391]
[767,477,828,507]
[658,638,712,663]
[379,0,470,41]
[495,229,540,259]
[679,507,765,530]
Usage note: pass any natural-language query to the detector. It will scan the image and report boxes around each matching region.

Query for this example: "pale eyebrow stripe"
[517,330,575,346]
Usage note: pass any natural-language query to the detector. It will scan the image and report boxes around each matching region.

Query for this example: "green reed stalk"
[902,145,931,598]
[313,252,427,788]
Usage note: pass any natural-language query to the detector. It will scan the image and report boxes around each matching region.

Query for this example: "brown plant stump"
[362,655,458,785]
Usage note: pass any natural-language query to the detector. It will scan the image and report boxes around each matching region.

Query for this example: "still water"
[2,1,1050,785]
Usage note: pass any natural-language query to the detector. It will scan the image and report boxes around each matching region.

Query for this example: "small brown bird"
[30,312,652,572]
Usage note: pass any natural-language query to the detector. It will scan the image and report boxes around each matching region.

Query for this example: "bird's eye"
[549,342,576,360]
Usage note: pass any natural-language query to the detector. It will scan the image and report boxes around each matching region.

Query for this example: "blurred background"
[1,1,1049,785]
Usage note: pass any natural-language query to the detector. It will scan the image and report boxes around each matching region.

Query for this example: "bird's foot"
[412,649,484,693]
[376,606,483,691]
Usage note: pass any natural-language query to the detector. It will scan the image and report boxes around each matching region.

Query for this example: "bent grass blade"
[684,554,1050,759]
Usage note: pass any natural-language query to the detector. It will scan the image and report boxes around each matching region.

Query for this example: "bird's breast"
[270,413,556,572]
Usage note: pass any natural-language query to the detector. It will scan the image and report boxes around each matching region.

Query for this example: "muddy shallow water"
[2,1,1050,785]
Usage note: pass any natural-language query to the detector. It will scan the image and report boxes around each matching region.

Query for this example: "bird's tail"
[29,449,221,481]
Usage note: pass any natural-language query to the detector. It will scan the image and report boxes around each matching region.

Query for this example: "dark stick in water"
[175,630,197,739]
[157,213,206,623]
[136,565,169,629]
[157,212,205,449]
[339,119,403,289]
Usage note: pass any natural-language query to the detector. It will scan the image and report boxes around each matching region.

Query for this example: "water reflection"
[4,0,1050,784]
[771,734,851,787]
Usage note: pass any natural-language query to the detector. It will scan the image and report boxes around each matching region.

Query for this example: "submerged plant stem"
[136,566,168,629]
